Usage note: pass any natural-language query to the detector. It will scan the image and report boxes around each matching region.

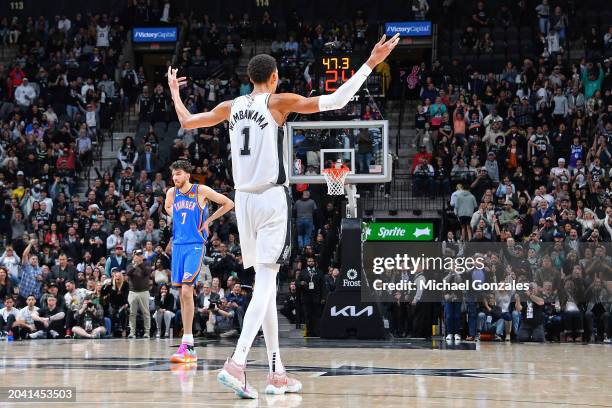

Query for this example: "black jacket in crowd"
[126,261,152,292]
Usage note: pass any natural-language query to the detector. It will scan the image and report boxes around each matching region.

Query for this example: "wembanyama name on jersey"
[228,108,269,132]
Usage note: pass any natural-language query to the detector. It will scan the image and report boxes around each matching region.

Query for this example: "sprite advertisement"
[363,222,434,241]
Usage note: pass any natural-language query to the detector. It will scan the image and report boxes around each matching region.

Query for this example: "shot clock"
[318,55,357,92]
[316,53,381,96]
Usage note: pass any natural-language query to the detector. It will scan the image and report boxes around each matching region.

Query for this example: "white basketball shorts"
[235,185,291,269]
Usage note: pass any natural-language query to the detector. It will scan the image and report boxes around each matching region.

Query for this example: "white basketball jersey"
[229,93,288,192]
[96,26,109,47]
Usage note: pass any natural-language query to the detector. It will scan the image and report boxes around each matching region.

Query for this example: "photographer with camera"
[195,281,220,337]
[72,294,106,339]
[210,297,238,338]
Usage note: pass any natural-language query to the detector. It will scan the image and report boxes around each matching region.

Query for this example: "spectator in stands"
[584,277,610,342]
[478,293,505,341]
[281,281,299,326]
[472,1,489,27]
[560,279,584,341]
[295,190,317,250]
[12,294,38,339]
[404,4,422,21]
[0,268,13,308]
[212,297,238,338]
[0,246,21,283]
[137,143,159,177]
[0,296,18,338]
[225,282,245,331]
[126,249,151,338]
[14,78,36,110]
[497,4,514,28]
[31,294,65,339]
[298,257,324,337]
[72,294,106,339]
[477,32,494,55]
[196,281,219,337]
[153,283,175,338]
[413,157,435,196]
[535,0,550,35]
[105,245,127,277]
[121,62,139,105]
[51,254,77,294]
[18,241,42,299]
[443,267,463,342]
[104,269,129,337]
[117,136,138,172]
[517,283,546,342]
[451,184,478,241]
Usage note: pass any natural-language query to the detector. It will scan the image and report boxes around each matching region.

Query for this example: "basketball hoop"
[321,167,349,195]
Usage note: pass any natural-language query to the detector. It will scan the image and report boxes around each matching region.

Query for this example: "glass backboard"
[288,120,391,184]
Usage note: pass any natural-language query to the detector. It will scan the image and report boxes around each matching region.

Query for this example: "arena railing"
[359,174,450,215]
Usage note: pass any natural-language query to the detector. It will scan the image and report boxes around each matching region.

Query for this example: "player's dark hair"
[247,54,277,84]
[170,160,193,173]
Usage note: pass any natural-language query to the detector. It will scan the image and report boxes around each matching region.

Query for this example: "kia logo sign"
[330,305,373,317]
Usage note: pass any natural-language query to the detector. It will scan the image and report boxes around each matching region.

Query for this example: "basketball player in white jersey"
[167,33,399,399]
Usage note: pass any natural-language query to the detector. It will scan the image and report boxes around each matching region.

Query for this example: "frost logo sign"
[343,268,361,288]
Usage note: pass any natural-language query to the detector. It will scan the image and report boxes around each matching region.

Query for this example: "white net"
[322,168,349,195]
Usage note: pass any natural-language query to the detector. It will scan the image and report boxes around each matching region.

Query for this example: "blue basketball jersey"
[172,184,207,245]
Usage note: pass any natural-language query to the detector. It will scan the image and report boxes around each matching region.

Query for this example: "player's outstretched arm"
[270,33,400,116]
[198,185,235,237]
[167,67,231,129]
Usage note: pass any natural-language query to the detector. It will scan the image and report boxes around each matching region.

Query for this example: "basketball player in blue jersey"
[164,160,234,363]
[168,33,399,398]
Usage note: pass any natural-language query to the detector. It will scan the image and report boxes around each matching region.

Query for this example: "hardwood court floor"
[1,337,610,407]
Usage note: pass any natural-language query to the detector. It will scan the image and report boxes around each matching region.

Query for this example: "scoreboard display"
[318,55,357,93]
[316,53,383,97]
[6,1,29,16]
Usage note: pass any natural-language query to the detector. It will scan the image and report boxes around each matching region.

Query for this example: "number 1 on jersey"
[240,127,251,156]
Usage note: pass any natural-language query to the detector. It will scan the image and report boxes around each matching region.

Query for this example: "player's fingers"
[387,33,400,45]
[177,77,187,81]
[377,34,386,45]
[167,66,172,78]
[389,35,400,48]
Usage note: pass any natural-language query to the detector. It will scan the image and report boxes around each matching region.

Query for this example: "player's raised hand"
[167,66,187,92]
[366,33,400,69]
